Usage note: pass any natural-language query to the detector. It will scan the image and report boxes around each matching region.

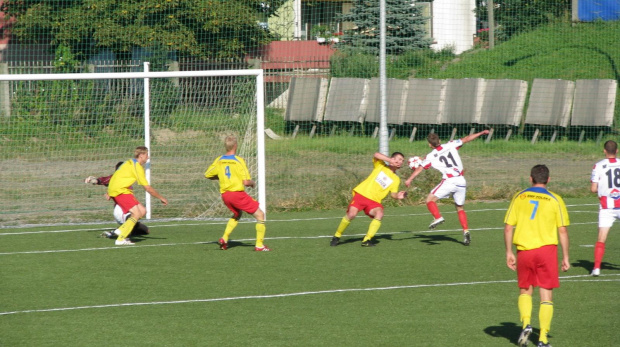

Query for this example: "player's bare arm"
[373,152,392,163]
[243,179,256,188]
[590,182,598,193]
[460,129,490,144]
[144,185,168,206]
[405,166,424,187]
[558,226,570,272]
[504,224,517,271]
[391,191,408,200]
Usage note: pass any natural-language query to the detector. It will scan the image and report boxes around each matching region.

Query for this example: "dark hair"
[530,164,550,184]
[604,140,617,154]
[391,151,404,158]
[115,161,124,171]
[427,133,440,148]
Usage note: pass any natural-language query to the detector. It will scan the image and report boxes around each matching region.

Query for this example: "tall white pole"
[294,0,302,40]
[143,62,152,219]
[379,0,389,155]
[256,71,267,219]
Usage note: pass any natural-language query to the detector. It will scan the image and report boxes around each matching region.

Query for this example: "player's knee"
[253,209,264,221]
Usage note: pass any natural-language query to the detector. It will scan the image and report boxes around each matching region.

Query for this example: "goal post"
[0,68,266,226]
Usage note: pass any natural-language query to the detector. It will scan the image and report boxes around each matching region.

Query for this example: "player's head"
[390,151,405,168]
[225,135,238,152]
[530,164,550,185]
[115,161,124,171]
[604,140,618,156]
[134,146,149,164]
[427,133,441,148]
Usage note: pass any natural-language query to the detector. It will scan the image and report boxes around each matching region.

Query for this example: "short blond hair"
[134,146,149,158]
[225,136,237,151]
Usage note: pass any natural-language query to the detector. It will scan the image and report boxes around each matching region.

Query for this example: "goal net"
[0,67,265,226]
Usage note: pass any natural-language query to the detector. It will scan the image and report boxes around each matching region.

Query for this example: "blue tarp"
[578,0,620,21]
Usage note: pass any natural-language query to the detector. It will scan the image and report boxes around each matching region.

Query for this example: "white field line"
[0,205,600,237]
[1,274,617,317]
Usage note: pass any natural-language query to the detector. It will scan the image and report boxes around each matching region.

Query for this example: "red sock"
[458,210,468,231]
[594,241,606,269]
[426,201,441,219]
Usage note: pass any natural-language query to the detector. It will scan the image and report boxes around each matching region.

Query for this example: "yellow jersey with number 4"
[205,154,251,194]
[504,187,570,251]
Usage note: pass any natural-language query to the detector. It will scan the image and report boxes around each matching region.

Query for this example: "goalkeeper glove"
[85,176,98,184]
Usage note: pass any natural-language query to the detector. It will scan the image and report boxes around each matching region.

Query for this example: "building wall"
[431,0,476,54]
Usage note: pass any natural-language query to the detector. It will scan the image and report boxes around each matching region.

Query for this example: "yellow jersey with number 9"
[205,154,251,193]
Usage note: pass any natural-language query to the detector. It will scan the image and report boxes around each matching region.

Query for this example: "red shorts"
[112,194,140,214]
[348,192,383,217]
[222,191,259,218]
[517,245,559,289]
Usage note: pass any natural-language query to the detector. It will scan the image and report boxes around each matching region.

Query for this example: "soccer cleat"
[536,342,551,347]
[428,217,445,229]
[463,232,471,246]
[115,238,135,246]
[361,240,376,247]
[330,236,340,247]
[518,325,532,347]
[218,238,228,250]
[591,268,600,276]
[255,245,272,252]
[100,231,114,239]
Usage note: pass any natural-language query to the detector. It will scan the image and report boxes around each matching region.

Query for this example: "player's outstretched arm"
[144,185,168,206]
[461,129,490,144]
[405,166,424,187]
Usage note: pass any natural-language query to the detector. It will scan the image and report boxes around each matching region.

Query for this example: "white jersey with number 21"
[421,139,464,179]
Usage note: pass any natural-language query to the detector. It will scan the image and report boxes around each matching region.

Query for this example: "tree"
[0,0,287,61]
[335,0,432,55]
[475,0,571,41]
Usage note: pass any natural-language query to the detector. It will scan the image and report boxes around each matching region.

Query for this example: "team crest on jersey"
[610,189,620,200]
[375,171,393,189]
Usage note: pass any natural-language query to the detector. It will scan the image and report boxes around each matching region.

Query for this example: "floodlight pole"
[379,0,389,156]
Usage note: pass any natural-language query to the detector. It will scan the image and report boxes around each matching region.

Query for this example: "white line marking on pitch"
[1,274,616,316]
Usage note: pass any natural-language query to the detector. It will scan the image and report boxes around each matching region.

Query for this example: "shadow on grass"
[483,322,542,346]
[337,234,394,246]
[572,259,620,274]
[406,233,462,246]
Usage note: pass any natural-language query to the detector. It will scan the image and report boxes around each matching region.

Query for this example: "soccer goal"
[0,65,265,226]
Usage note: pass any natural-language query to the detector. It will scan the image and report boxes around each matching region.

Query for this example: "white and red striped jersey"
[420,139,465,179]
[591,157,620,209]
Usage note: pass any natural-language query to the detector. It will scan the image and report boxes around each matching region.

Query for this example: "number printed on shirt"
[529,200,539,220]
[225,165,231,179]
[439,152,458,168]
[605,168,620,188]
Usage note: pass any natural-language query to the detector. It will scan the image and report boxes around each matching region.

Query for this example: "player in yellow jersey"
[503,164,570,347]
[330,152,408,247]
[107,146,168,246]
[205,135,270,252]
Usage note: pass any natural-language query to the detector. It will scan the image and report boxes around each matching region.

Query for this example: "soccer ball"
[408,156,422,169]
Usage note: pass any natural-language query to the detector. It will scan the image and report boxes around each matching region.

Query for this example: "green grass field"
[1,198,618,346]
